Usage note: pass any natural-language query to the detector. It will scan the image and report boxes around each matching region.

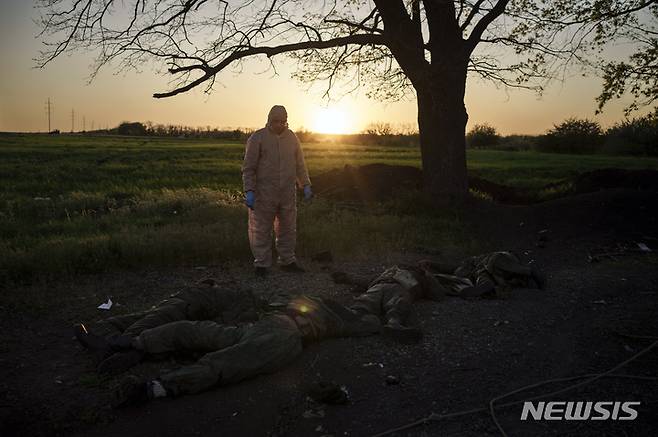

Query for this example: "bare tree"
[35,0,657,200]
[365,122,393,136]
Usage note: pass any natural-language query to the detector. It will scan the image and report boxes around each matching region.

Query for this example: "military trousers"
[350,282,414,324]
[135,314,303,396]
[92,287,256,339]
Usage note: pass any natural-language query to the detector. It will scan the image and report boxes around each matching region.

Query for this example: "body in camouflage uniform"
[77,282,263,374]
[143,295,379,396]
[421,251,542,298]
[91,283,260,339]
[330,265,445,344]
[78,292,379,400]
[128,254,537,395]
[350,266,442,322]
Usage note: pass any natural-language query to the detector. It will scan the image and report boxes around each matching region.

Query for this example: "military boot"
[74,324,136,362]
[113,376,168,408]
[112,375,149,408]
[74,324,133,350]
[73,324,111,359]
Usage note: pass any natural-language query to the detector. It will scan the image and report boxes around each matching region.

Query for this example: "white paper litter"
[97,298,113,310]
[637,243,651,252]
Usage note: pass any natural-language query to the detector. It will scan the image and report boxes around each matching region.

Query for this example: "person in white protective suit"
[242,105,312,276]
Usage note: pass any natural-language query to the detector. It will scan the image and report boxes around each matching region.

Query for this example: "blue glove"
[245,191,255,209]
[303,185,313,201]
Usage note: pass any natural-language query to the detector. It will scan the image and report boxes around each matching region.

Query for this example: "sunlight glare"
[312,108,349,134]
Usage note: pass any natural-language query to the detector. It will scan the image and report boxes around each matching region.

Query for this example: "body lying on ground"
[421,251,545,298]
[74,266,436,407]
[74,251,542,407]
[333,251,544,300]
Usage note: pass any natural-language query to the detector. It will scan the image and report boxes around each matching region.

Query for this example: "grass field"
[2,133,657,282]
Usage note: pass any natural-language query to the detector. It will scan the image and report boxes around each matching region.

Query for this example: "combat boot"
[73,324,111,359]
[74,324,136,362]
[112,375,149,408]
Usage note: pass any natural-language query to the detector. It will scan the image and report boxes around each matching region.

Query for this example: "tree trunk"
[416,63,469,202]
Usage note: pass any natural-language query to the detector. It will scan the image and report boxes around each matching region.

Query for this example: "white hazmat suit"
[242,106,311,268]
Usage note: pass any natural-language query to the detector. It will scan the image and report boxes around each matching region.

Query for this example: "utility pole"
[83,116,86,132]
[45,98,53,132]
[91,120,95,131]
[71,109,75,133]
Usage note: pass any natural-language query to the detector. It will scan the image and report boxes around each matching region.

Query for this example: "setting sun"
[312,108,350,134]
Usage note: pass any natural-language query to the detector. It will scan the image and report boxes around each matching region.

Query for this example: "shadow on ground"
[312,163,658,204]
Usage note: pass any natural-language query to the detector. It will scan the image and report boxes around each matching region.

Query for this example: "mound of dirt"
[571,168,658,193]
[468,175,532,203]
[312,163,523,203]
[311,163,422,202]
[311,164,658,204]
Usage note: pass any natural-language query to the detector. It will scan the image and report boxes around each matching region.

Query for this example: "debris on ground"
[587,241,654,262]
[384,375,399,385]
[97,298,113,311]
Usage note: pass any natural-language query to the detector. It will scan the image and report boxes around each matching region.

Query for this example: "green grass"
[465,149,658,189]
[2,133,656,282]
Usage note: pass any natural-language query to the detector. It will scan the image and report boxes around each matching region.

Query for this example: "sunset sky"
[0,1,650,135]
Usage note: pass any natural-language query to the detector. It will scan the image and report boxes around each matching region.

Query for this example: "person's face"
[268,116,288,135]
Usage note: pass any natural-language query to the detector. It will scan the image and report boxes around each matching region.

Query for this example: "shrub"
[537,117,604,154]
[117,121,147,136]
[466,123,500,149]
[604,109,658,156]
[495,135,538,151]
[364,122,394,136]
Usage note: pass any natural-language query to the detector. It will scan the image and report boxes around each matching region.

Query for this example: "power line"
[45,98,53,132]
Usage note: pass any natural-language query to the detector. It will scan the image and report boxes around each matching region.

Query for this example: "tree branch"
[460,0,486,31]
[465,0,509,53]
[154,33,386,98]
[324,8,382,35]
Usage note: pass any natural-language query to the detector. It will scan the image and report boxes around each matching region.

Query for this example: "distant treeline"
[112,121,255,141]
[103,111,658,156]
[466,109,658,156]
[108,121,420,147]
